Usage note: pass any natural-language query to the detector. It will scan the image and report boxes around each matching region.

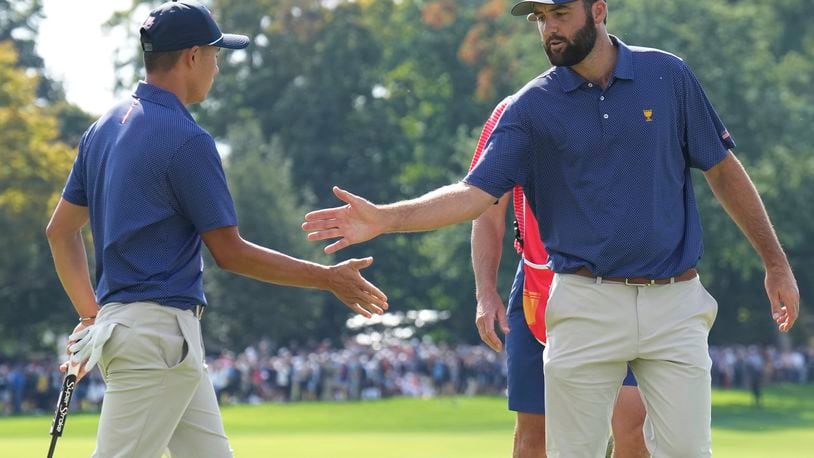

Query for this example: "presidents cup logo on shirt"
[643,109,654,122]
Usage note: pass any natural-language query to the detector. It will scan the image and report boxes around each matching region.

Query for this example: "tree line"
[1,0,811,355]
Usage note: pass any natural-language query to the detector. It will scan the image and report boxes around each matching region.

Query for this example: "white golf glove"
[68,322,118,372]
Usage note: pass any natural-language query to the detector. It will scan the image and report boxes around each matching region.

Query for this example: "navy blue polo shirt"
[63,82,237,309]
[466,36,735,278]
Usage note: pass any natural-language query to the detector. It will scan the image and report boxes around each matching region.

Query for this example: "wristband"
[79,316,96,323]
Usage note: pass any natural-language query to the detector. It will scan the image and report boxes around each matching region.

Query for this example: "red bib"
[514,190,553,344]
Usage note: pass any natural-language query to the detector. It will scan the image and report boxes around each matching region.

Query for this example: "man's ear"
[594,1,608,25]
[175,47,194,69]
[190,46,200,63]
[183,46,200,68]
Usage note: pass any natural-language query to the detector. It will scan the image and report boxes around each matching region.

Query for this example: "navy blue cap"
[140,1,249,52]
[511,0,580,17]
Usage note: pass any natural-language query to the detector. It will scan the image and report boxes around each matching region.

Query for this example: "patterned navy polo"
[465,36,735,278]
[63,82,237,310]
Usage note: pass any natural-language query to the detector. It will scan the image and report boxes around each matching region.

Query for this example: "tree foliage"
[0,41,76,353]
[202,120,337,349]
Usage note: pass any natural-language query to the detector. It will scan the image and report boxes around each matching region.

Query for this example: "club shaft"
[47,434,58,458]
[47,361,80,457]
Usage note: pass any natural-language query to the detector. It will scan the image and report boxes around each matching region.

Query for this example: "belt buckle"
[625,278,656,287]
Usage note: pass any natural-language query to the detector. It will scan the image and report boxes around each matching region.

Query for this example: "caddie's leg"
[514,412,546,458]
[631,277,717,458]
[543,274,637,458]
[168,316,233,458]
[92,303,203,458]
[505,263,547,457]
[610,384,648,458]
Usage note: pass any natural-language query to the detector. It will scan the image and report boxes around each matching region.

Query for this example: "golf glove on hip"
[68,323,118,372]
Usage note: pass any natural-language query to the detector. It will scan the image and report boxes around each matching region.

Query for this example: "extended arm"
[703,151,799,332]
[202,226,387,318]
[303,182,497,254]
[471,192,512,352]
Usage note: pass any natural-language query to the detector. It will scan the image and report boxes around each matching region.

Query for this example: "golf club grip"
[49,361,80,438]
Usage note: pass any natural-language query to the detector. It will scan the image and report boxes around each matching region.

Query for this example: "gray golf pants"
[92,301,232,458]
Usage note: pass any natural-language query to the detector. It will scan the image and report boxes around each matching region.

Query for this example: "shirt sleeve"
[62,131,89,206]
[167,133,238,234]
[680,62,735,170]
[464,100,531,198]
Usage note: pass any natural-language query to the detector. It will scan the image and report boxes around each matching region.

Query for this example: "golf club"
[47,358,81,458]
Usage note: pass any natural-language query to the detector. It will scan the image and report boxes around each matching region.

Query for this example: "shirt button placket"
[599,93,608,120]
[600,92,610,143]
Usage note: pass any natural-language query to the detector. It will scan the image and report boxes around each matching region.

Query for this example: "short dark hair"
[583,0,607,24]
[143,49,185,74]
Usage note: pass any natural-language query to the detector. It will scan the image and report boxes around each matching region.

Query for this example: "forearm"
[217,239,332,290]
[471,195,510,300]
[704,152,790,271]
[47,232,98,318]
[380,182,497,234]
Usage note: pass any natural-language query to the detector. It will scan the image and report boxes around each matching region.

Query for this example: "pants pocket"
[171,314,203,372]
[98,321,132,382]
[685,279,719,331]
[160,318,189,369]
[543,274,564,328]
[700,284,719,329]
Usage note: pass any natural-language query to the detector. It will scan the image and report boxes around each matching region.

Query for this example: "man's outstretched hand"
[328,257,388,318]
[303,186,384,254]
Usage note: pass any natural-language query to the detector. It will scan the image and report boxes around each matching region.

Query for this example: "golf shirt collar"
[556,35,634,93]
[132,81,194,121]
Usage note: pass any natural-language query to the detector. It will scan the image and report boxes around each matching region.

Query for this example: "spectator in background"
[745,345,764,407]
[8,363,25,415]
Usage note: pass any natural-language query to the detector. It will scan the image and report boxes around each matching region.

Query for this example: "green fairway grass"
[2,385,812,457]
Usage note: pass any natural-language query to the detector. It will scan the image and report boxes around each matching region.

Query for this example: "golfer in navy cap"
[46,2,387,457]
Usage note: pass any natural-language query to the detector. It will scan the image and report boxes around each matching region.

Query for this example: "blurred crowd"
[710,344,814,387]
[2,340,813,416]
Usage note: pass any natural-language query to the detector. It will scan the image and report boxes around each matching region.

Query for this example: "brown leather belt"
[573,266,698,286]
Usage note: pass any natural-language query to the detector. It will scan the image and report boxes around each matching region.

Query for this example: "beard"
[543,14,597,67]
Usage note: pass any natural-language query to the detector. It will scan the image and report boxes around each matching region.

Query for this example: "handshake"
[302,186,391,318]
[301,182,494,319]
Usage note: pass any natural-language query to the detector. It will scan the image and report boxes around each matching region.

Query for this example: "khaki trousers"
[92,302,232,458]
[543,273,717,458]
